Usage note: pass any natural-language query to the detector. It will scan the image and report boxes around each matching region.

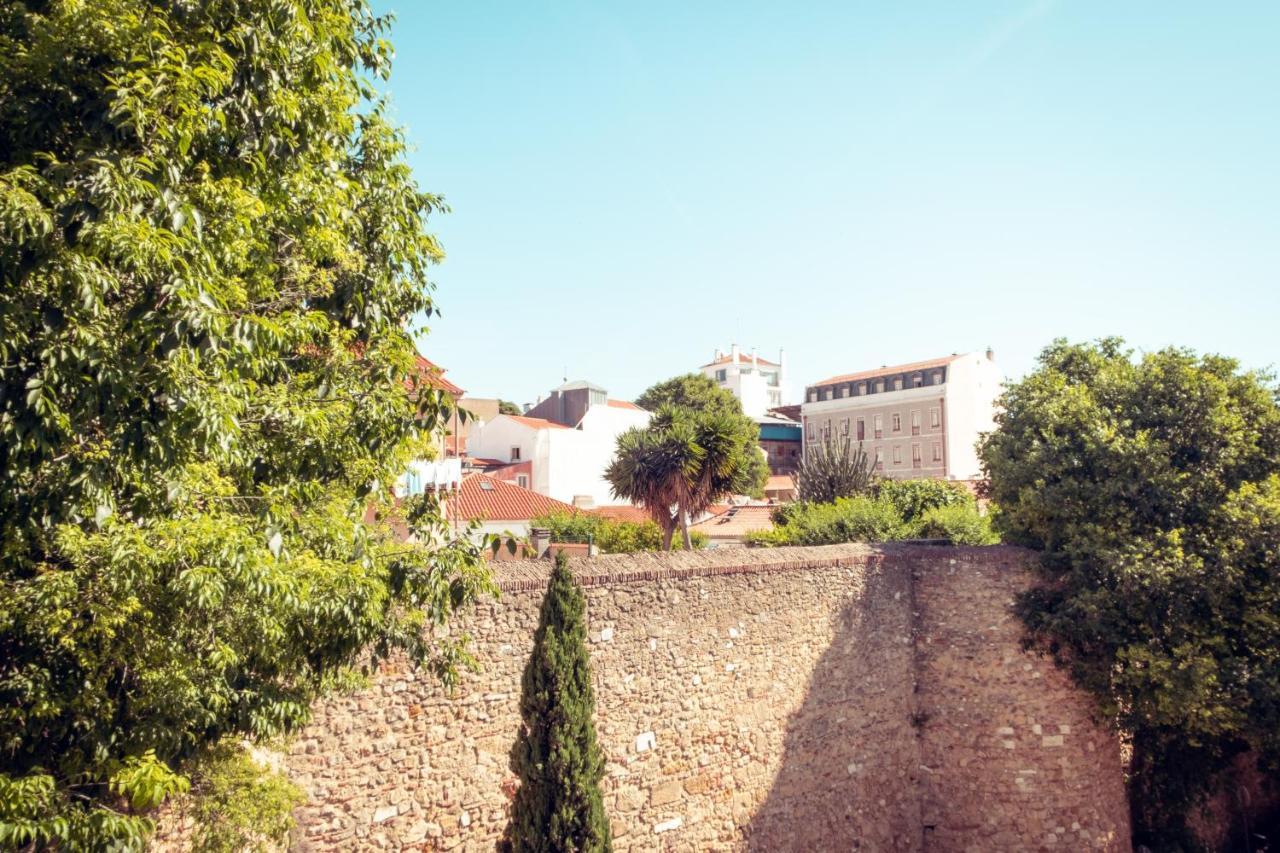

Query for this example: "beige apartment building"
[799,350,1001,481]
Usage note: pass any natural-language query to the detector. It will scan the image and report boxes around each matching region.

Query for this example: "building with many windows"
[799,350,1001,481]
[699,345,787,418]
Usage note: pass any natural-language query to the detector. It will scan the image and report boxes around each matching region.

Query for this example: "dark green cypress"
[503,552,612,852]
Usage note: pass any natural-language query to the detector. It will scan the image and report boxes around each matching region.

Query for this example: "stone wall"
[160,544,1132,851]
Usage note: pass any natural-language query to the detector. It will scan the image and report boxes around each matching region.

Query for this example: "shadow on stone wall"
[745,557,924,852]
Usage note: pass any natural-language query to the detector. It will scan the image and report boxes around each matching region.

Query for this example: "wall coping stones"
[489,542,1031,593]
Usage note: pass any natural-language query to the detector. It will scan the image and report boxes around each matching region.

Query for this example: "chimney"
[986,346,996,362]
[751,347,758,367]
[730,343,740,363]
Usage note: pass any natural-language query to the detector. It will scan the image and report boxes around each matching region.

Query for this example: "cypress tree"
[504,552,612,852]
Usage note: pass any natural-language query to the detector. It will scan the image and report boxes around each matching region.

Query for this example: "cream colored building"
[799,350,1001,481]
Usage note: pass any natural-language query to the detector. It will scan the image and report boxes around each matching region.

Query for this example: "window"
[822,420,831,441]
[911,410,921,436]
[837,386,845,398]
[912,374,923,388]
[510,446,521,461]
[716,369,727,382]
[933,371,943,384]
[912,444,922,469]
[875,380,884,393]
[930,407,940,429]
[873,414,883,439]
[854,383,863,396]
[892,445,902,465]
[841,418,850,436]
[893,377,903,391]
[932,442,942,462]
[808,389,817,402]
[892,413,901,432]
[517,474,530,488]
[805,420,815,441]
[821,389,830,401]
[856,418,865,441]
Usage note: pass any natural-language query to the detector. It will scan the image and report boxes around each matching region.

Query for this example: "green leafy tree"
[499,399,522,416]
[634,373,768,498]
[0,1,492,847]
[979,338,1280,846]
[504,552,611,853]
[793,436,876,503]
[607,405,763,549]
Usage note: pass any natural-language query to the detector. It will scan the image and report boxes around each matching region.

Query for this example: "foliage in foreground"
[752,478,993,547]
[979,338,1280,847]
[530,510,707,553]
[503,553,611,852]
[0,1,492,846]
[188,743,305,853]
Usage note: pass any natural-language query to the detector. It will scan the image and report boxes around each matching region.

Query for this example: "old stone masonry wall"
[206,545,1132,851]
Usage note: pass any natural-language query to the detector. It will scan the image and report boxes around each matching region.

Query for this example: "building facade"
[799,350,1000,481]
[699,345,787,418]
[757,411,802,475]
[465,380,650,508]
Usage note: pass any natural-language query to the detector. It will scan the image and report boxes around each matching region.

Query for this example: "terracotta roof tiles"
[813,354,962,387]
[446,474,576,523]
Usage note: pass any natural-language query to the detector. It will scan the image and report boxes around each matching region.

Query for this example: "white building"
[699,345,787,418]
[465,381,650,508]
[799,349,1001,481]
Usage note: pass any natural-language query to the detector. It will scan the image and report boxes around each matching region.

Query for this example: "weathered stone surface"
[153,544,1130,852]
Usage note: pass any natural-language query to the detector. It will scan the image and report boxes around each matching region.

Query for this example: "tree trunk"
[679,508,693,550]
[661,521,675,551]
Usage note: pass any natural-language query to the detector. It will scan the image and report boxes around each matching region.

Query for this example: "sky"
[374,1,1280,405]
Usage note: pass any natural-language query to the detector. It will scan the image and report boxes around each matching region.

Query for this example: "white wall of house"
[700,345,787,418]
[941,352,1002,481]
[466,405,650,508]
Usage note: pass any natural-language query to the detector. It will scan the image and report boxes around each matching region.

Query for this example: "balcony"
[397,458,463,496]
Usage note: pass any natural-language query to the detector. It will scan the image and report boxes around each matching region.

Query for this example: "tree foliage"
[793,436,876,503]
[0,1,493,846]
[633,373,768,498]
[498,399,522,416]
[979,338,1280,846]
[607,405,764,549]
[529,510,707,553]
[504,552,611,853]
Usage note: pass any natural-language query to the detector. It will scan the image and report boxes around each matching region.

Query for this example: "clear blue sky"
[375,1,1279,405]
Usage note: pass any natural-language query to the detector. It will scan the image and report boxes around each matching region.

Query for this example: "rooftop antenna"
[563,365,567,383]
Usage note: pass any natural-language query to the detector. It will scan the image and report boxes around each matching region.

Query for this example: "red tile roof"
[701,353,780,368]
[765,475,795,492]
[446,474,576,523]
[690,505,775,539]
[505,414,570,430]
[591,505,651,524]
[607,399,643,411]
[412,354,464,396]
[813,354,962,387]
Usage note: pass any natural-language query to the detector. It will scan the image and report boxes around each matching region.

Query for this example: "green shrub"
[190,744,305,853]
[530,510,705,553]
[875,479,973,523]
[752,496,905,546]
[915,503,999,545]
